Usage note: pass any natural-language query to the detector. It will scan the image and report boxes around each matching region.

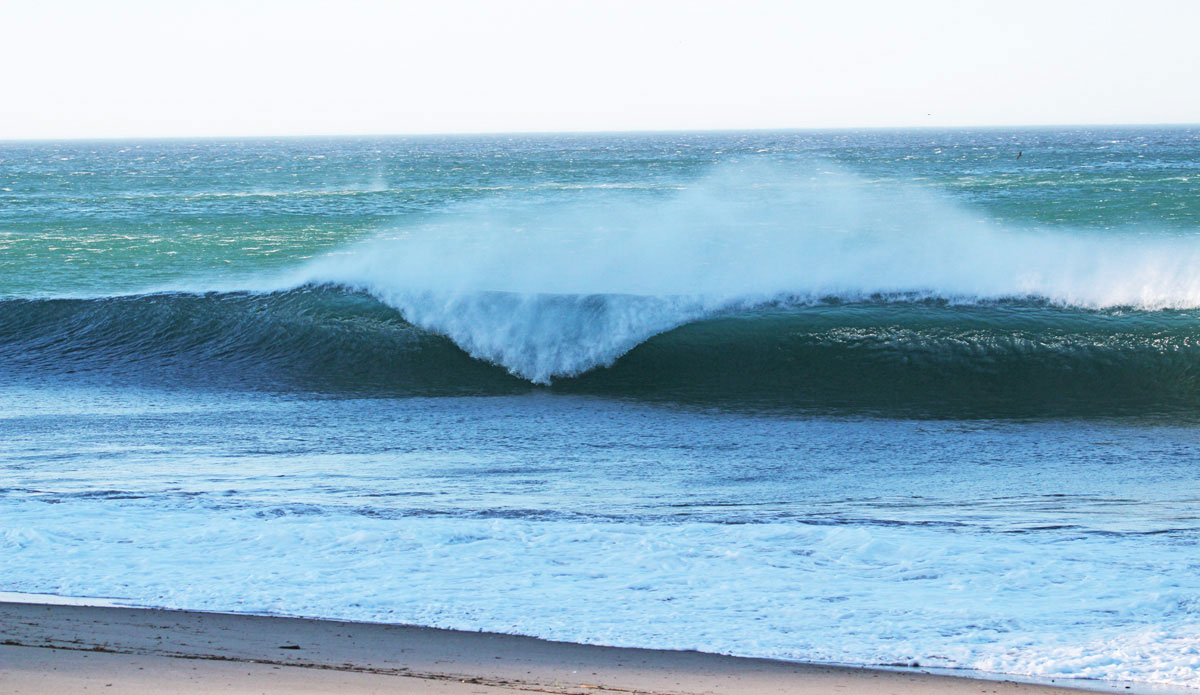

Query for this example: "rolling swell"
[562,302,1200,417]
[3,285,1200,417]
[0,286,525,395]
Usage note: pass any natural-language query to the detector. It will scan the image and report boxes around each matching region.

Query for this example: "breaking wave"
[8,163,1200,417]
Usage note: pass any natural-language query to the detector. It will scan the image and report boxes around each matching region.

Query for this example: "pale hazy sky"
[4,0,1198,139]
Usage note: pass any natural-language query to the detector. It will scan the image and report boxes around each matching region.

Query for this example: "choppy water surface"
[2,128,1200,689]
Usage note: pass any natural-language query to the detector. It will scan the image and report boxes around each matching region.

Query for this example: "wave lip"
[367,289,726,383]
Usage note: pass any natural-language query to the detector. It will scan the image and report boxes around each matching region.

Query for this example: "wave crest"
[285,162,1200,380]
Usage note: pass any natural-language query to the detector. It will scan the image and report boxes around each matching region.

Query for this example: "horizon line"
[2,121,1198,145]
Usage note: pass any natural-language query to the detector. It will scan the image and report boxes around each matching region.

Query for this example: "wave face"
[6,286,1200,418]
[0,287,525,396]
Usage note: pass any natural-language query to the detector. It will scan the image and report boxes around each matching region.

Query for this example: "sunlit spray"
[291,162,1200,382]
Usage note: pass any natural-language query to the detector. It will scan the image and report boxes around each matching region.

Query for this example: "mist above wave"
[286,162,1200,382]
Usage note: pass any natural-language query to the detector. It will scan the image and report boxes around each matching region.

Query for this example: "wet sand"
[0,601,1112,694]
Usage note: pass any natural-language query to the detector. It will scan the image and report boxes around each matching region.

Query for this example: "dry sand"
[0,601,1116,694]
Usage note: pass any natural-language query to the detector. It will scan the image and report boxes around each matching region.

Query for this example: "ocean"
[2,128,1199,688]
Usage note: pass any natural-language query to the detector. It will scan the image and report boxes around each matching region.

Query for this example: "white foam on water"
[3,499,1198,689]
[0,590,128,608]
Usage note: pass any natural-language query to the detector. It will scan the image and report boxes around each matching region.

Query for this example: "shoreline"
[0,599,1159,695]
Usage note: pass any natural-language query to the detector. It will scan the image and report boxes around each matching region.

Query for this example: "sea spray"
[289,162,1200,381]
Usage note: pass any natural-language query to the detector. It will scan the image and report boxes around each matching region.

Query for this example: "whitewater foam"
[282,162,1200,381]
[6,492,1199,688]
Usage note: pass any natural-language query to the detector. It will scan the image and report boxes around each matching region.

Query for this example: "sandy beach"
[0,601,1120,695]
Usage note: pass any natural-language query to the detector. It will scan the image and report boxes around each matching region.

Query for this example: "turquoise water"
[4,129,1197,298]
[2,128,1200,689]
